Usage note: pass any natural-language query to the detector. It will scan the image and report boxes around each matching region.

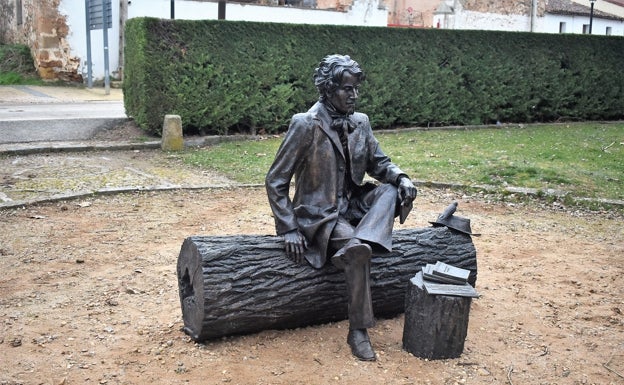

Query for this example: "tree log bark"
[402,272,472,359]
[177,227,477,342]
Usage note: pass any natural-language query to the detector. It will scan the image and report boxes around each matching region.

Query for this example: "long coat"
[265,102,406,268]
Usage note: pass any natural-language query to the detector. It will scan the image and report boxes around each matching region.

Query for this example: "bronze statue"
[265,54,417,361]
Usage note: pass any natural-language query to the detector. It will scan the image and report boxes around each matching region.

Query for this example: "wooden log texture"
[177,227,477,342]
[402,272,472,359]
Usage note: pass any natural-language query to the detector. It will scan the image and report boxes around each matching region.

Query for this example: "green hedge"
[123,18,624,135]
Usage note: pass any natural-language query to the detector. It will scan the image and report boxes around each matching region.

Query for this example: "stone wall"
[0,0,17,44]
[2,0,81,81]
[462,0,546,17]
[317,0,353,11]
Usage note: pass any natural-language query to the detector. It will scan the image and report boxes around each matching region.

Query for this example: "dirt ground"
[0,182,623,384]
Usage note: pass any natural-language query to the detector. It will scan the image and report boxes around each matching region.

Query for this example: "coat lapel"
[311,102,346,160]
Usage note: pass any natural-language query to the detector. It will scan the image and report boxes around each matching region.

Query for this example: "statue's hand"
[398,176,417,206]
[284,229,307,265]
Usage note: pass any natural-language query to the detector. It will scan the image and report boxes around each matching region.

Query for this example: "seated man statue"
[265,54,417,361]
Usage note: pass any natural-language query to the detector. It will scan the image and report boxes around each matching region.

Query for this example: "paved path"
[0,85,255,209]
[0,85,123,103]
[0,85,207,208]
[0,149,237,208]
[0,85,127,144]
[1,101,125,121]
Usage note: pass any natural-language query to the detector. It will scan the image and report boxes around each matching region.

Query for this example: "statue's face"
[327,71,360,115]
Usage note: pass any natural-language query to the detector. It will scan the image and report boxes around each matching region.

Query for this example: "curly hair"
[313,54,365,102]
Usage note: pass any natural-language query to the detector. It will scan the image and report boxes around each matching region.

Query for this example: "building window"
[582,24,590,34]
[606,26,612,35]
[16,0,23,26]
[559,22,566,33]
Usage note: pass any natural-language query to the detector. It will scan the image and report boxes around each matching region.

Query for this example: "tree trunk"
[176,227,477,342]
[402,272,472,359]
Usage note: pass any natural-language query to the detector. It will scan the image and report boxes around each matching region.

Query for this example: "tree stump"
[176,227,477,342]
[402,272,472,359]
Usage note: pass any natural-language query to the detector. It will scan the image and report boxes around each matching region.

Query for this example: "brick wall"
[3,0,81,81]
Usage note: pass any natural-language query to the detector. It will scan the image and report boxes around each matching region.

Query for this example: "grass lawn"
[183,122,623,203]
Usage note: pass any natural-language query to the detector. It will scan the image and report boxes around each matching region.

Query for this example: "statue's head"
[314,54,365,103]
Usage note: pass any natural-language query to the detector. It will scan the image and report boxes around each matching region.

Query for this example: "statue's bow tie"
[331,116,356,134]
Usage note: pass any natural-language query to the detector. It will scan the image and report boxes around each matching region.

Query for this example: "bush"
[0,44,39,84]
[123,19,624,135]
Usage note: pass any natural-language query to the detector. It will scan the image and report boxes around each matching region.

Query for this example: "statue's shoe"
[347,328,376,361]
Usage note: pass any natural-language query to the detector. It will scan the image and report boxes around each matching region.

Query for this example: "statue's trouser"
[342,254,374,329]
[329,183,400,329]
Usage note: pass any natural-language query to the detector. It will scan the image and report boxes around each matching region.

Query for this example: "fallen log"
[177,227,477,342]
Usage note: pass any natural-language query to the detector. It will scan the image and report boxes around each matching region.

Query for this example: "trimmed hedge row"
[123,18,624,135]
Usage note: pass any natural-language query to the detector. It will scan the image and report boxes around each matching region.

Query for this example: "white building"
[571,0,624,18]
[433,0,624,35]
[73,0,387,81]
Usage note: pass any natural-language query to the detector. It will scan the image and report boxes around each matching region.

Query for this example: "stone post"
[161,114,184,151]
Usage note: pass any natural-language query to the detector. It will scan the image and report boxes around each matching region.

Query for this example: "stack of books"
[420,261,479,298]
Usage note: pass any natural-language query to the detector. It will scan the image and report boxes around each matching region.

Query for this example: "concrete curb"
[0,183,264,210]
[0,118,130,144]
[0,140,162,155]
[415,181,624,208]
[2,178,621,210]
[0,134,254,156]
